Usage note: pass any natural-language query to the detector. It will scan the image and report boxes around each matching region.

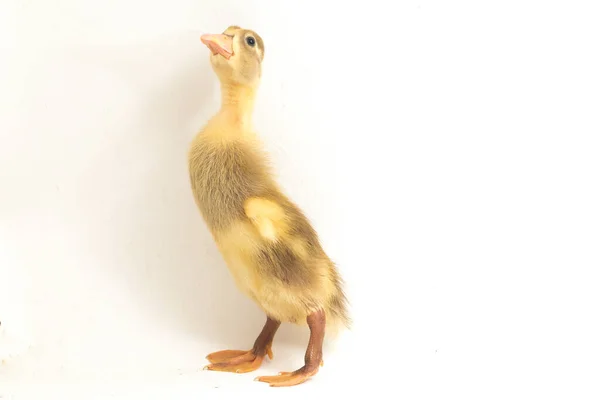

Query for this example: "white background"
[1,0,599,398]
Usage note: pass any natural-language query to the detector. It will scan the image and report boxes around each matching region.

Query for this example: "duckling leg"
[255,309,325,387]
[203,316,280,373]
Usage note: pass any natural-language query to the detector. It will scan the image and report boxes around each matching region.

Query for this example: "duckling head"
[201,26,265,88]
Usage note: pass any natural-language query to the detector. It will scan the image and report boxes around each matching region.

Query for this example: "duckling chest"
[187,138,270,231]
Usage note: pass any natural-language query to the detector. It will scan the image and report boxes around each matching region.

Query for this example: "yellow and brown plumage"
[188,25,349,386]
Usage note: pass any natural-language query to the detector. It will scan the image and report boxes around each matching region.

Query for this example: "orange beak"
[201,34,233,59]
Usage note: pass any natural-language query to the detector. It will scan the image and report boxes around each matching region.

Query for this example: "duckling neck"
[219,83,257,128]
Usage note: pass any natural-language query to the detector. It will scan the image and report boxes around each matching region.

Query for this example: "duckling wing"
[243,195,322,282]
[243,197,287,242]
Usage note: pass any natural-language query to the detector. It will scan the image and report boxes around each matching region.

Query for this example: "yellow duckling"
[188,25,349,387]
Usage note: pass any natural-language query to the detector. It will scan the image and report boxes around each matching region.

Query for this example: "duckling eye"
[246,36,256,47]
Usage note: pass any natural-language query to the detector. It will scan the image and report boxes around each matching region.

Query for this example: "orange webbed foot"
[206,349,248,364]
[203,344,273,374]
[255,363,321,387]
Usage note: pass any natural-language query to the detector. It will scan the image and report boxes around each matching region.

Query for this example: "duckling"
[188,25,349,387]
